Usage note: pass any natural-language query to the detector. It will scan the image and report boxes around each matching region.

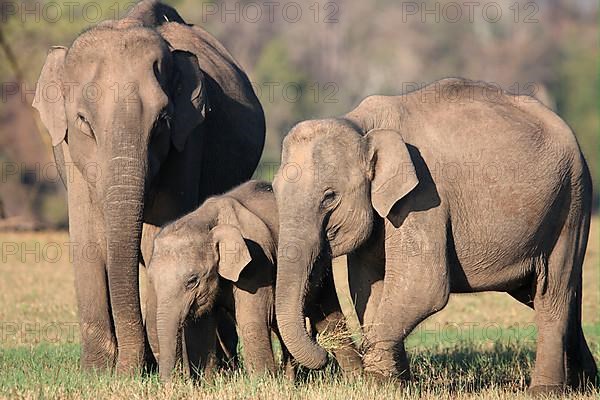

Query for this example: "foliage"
[555,34,599,193]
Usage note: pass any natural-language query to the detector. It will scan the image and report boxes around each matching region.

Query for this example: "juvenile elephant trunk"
[156,303,184,381]
[104,154,146,370]
[275,226,328,369]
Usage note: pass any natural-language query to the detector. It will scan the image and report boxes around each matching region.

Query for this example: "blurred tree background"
[0,0,597,228]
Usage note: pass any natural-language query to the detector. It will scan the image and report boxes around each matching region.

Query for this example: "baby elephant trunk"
[156,300,184,381]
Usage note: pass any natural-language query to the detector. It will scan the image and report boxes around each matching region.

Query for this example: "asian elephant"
[272,78,597,394]
[147,180,362,381]
[31,0,265,372]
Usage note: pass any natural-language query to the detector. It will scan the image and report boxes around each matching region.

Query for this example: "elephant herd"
[32,0,596,395]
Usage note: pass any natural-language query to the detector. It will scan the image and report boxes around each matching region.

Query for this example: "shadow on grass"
[409,342,535,394]
[291,341,536,394]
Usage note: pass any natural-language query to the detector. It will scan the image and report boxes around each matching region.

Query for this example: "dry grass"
[0,217,598,399]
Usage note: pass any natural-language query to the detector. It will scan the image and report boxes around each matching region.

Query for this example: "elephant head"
[32,20,207,366]
[273,119,418,369]
[147,196,271,381]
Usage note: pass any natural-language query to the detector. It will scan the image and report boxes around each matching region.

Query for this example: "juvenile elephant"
[147,180,362,381]
[31,0,264,372]
[272,78,597,394]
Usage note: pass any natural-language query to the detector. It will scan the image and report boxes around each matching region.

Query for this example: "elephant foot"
[81,357,116,373]
[115,346,146,375]
[341,362,363,378]
[527,384,566,397]
[283,361,296,381]
[80,341,118,372]
[363,370,407,386]
[361,344,410,383]
[332,347,363,377]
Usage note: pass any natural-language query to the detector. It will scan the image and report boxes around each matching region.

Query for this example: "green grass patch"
[0,333,598,399]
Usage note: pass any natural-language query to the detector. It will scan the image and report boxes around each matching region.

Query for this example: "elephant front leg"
[73,255,117,370]
[143,276,159,370]
[347,246,385,330]
[215,310,239,370]
[234,288,277,375]
[307,269,363,376]
[141,223,162,369]
[68,171,117,370]
[184,312,218,378]
[362,221,450,380]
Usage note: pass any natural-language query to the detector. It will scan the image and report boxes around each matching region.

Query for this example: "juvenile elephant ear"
[32,46,68,146]
[366,129,419,219]
[210,224,252,283]
[170,50,207,152]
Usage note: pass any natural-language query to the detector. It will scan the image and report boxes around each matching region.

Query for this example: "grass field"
[0,218,598,399]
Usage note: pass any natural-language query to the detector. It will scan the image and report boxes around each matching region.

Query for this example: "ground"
[0,218,598,399]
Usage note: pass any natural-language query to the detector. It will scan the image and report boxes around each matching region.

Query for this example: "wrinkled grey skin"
[32,0,264,372]
[273,78,597,394]
[148,181,362,381]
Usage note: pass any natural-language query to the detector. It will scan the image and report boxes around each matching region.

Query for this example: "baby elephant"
[147,180,361,380]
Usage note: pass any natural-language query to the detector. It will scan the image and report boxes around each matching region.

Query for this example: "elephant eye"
[75,113,94,138]
[185,274,200,290]
[321,189,337,209]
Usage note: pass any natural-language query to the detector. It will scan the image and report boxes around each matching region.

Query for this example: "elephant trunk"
[104,139,147,370]
[275,225,328,369]
[156,300,184,382]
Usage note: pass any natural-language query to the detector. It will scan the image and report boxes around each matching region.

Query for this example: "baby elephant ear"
[366,129,419,219]
[210,224,252,282]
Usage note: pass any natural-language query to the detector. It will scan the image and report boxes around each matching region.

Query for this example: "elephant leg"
[143,277,159,370]
[184,312,218,379]
[234,289,276,375]
[216,309,239,370]
[73,257,117,371]
[361,218,450,380]
[307,273,362,376]
[347,245,385,330]
[141,223,161,369]
[67,165,117,370]
[275,330,296,380]
[530,210,597,394]
[569,305,597,390]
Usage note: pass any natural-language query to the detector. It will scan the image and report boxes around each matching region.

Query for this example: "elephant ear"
[32,46,68,146]
[209,224,251,283]
[170,50,207,152]
[366,129,419,219]
[209,197,276,282]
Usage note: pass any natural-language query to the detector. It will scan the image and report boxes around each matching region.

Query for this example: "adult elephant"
[272,78,597,394]
[32,0,265,372]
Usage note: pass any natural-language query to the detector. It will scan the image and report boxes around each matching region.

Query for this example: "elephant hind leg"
[566,206,597,390]
[530,205,597,393]
[567,308,597,390]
